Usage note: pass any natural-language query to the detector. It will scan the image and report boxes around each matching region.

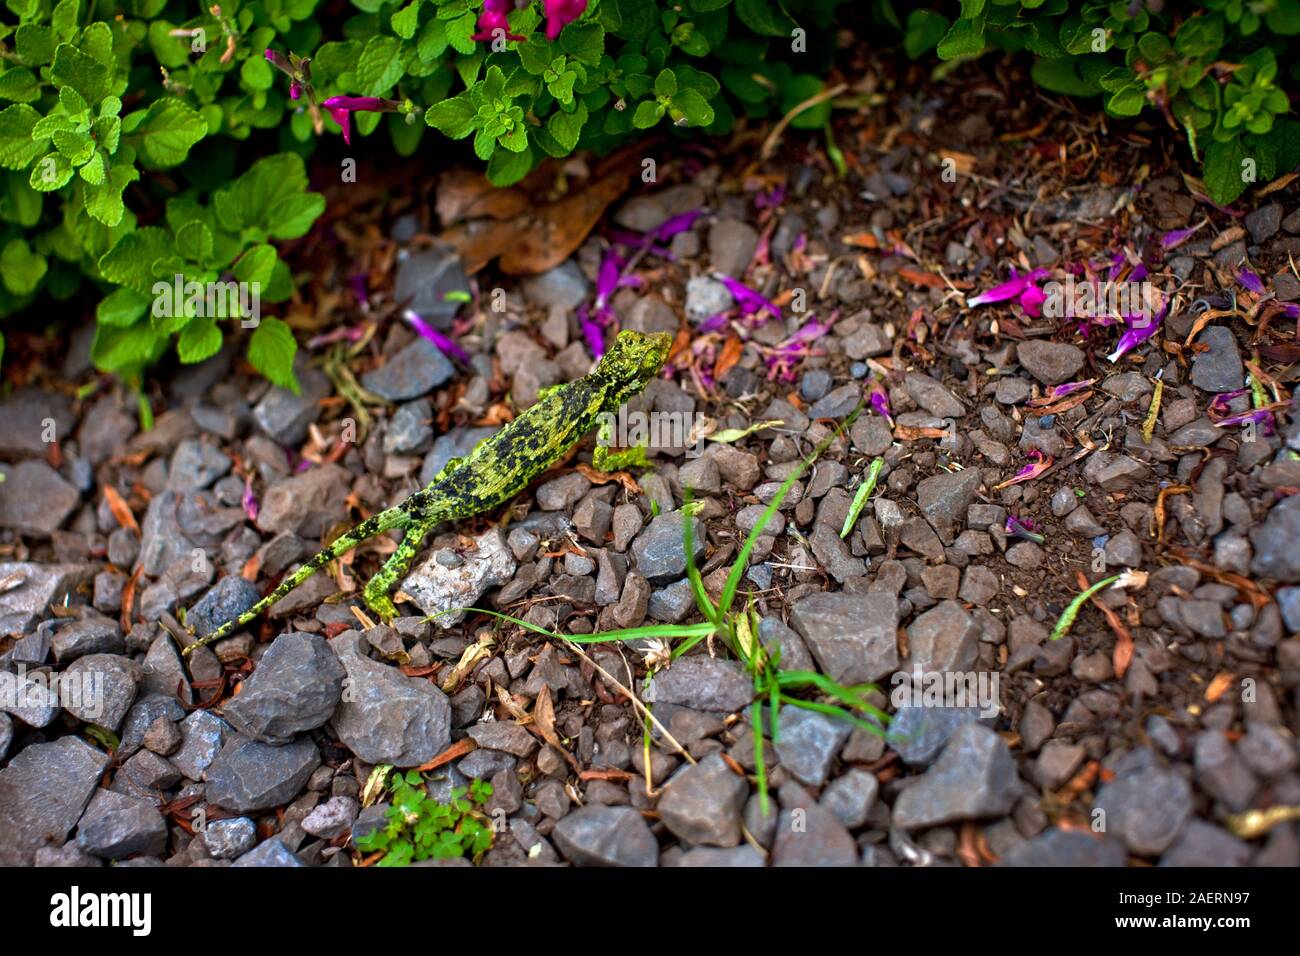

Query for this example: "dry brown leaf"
[1205,671,1236,703]
[101,484,139,534]
[574,462,640,494]
[714,335,744,381]
[414,737,477,773]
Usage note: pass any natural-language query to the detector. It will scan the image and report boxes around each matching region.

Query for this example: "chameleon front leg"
[362,511,440,621]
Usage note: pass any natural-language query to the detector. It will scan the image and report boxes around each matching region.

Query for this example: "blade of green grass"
[840,456,884,538]
[680,492,719,625]
[717,401,865,618]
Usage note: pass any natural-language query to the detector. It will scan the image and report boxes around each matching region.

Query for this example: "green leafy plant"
[444,401,890,814]
[354,770,495,865]
[897,0,1299,205]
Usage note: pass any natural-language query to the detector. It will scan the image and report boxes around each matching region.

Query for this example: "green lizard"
[183,330,672,655]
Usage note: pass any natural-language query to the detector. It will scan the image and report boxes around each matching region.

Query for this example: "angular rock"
[1016,341,1085,385]
[1190,325,1244,393]
[552,805,658,867]
[1001,828,1127,867]
[63,653,138,731]
[205,735,320,813]
[169,709,232,781]
[630,512,706,585]
[186,576,262,640]
[891,723,1019,829]
[1251,495,1300,583]
[331,631,451,766]
[771,782,857,866]
[906,601,980,675]
[1095,764,1192,856]
[0,562,95,636]
[361,337,456,401]
[645,657,752,712]
[400,527,516,626]
[916,469,983,543]
[773,706,852,787]
[788,592,899,684]
[75,788,168,859]
[0,460,79,536]
[656,753,748,847]
[202,817,257,860]
[256,463,351,538]
[0,736,109,865]
[887,705,987,768]
[221,632,345,744]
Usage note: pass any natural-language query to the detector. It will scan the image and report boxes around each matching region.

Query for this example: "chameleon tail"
[182,505,407,656]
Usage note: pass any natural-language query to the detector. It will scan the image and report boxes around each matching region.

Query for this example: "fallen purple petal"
[966,268,1049,309]
[714,273,781,320]
[1160,226,1198,249]
[1238,268,1264,294]
[1107,300,1169,364]
[242,478,259,522]
[403,309,470,363]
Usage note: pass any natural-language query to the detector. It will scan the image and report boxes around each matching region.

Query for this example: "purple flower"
[544,0,588,40]
[655,210,702,243]
[1030,378,1096,405]
[473,0,526,41]
[697,313,729,333]
[349,272,369,307]
[321,96,399,146]
[403,309,470,363]
[1207,388,1250,420]
[1238,268,1264,294]
[1005,514,1044,544]
[715,273,781,321]
[868,381,892,424]
[290,81,302,100]
[994,450,1053,490]
[1107,300,1169,364]
[1160,226,1199,249]
[264,49,292,74]
[1213,407,1276,433]
[966,267,1050,317]
[242,478,259,522]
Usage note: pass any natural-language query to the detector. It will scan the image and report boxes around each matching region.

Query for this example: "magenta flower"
[715,273,781,321]
[1238,268,1264,294]
[1160,226,1199,249]
[404,309,470,363]
[994,449,1053,490]
[1028,378,1096,405]
[1212,407,1277,433]
[473,0,526,41]
[544,0,588,40]
[966,267,1050,317]
[1005,514,1044,544]
[868,380,892,424]
[321,95,399,145]
[1107,300,1169,364]
[242,477,259,522]
[290,81,302,100]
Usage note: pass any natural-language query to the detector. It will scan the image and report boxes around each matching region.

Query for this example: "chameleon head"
[594,330,673,406]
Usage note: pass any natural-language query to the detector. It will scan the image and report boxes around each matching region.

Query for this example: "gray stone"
[140,635,190,704]
[904,373,964,418]
[771,782,857,866]
[674,845,766,866]
[1237,724,1299,779]
[187,576,261,639]
[222,632,345,744]
[645,657,752,712]
[361,337,456,402]
[51,615,122,663]
[252,363,332,445]
[888,705,987,768]
[1016,341,1085,385]
[820,768,878,828]
[0,668,59,728]
[708,219,760,276]
[0,736,109,865]
[0,460,79,536]
[169,709,231,781]
[1194,731,1259,811]
[1159,820,1251,867]
[631,512,706,585]
[647,579,697,623]
[916,469,982,543]
[789,591,899,684]
[233,839,306,867]
[522,261,589,310]
[400,527,516,626]
[391,242,468,328]
[166,439,232,492]
[301,795,359,839]
[773,706,851,787]
[1002,828,1127,866]
[1083,452,1148,491]
[906,600,980,675]
[1190,326,1244,393]
[891,723,1019,829]
[119,694,186,758]
[0,388,75,459]
[467,721,539,758]
[685,275,733,321]
[383,399,434,455]
[420,427,498,485]
[75,788,167,859]
[202,817,257,859]
[1251,495,1300,582]
[552,805,658,866]
[656,753,748,847]
[255,463,351,539]
[331,631,451,766]
[205,735,320,813]
[63,654,137,731]
[136,492,194,576]
[0,712,10,759]
[0,562,95,636]
[1095,764,1192,855]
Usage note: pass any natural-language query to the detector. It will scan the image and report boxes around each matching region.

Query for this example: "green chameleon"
[183,330,672,655]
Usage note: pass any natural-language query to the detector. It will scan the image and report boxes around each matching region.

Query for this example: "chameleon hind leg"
[363,512,439,621]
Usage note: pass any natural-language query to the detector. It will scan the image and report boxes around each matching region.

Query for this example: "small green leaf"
[937,16,986,59]
[392,1,422,39]
[83,161,139,227]
[96,286,149,327]
[247,316,299,393]
[0,237,46,295]
[674,88,715,127]
[124,98,207,168]
[177,317,222,364]
[50,42,109,103]
[734,0,798,37]
[357,35,405,96]
[632,100,663,128]
[425,94,476,138]
[654,68,677,98]
[0,104,43,170]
